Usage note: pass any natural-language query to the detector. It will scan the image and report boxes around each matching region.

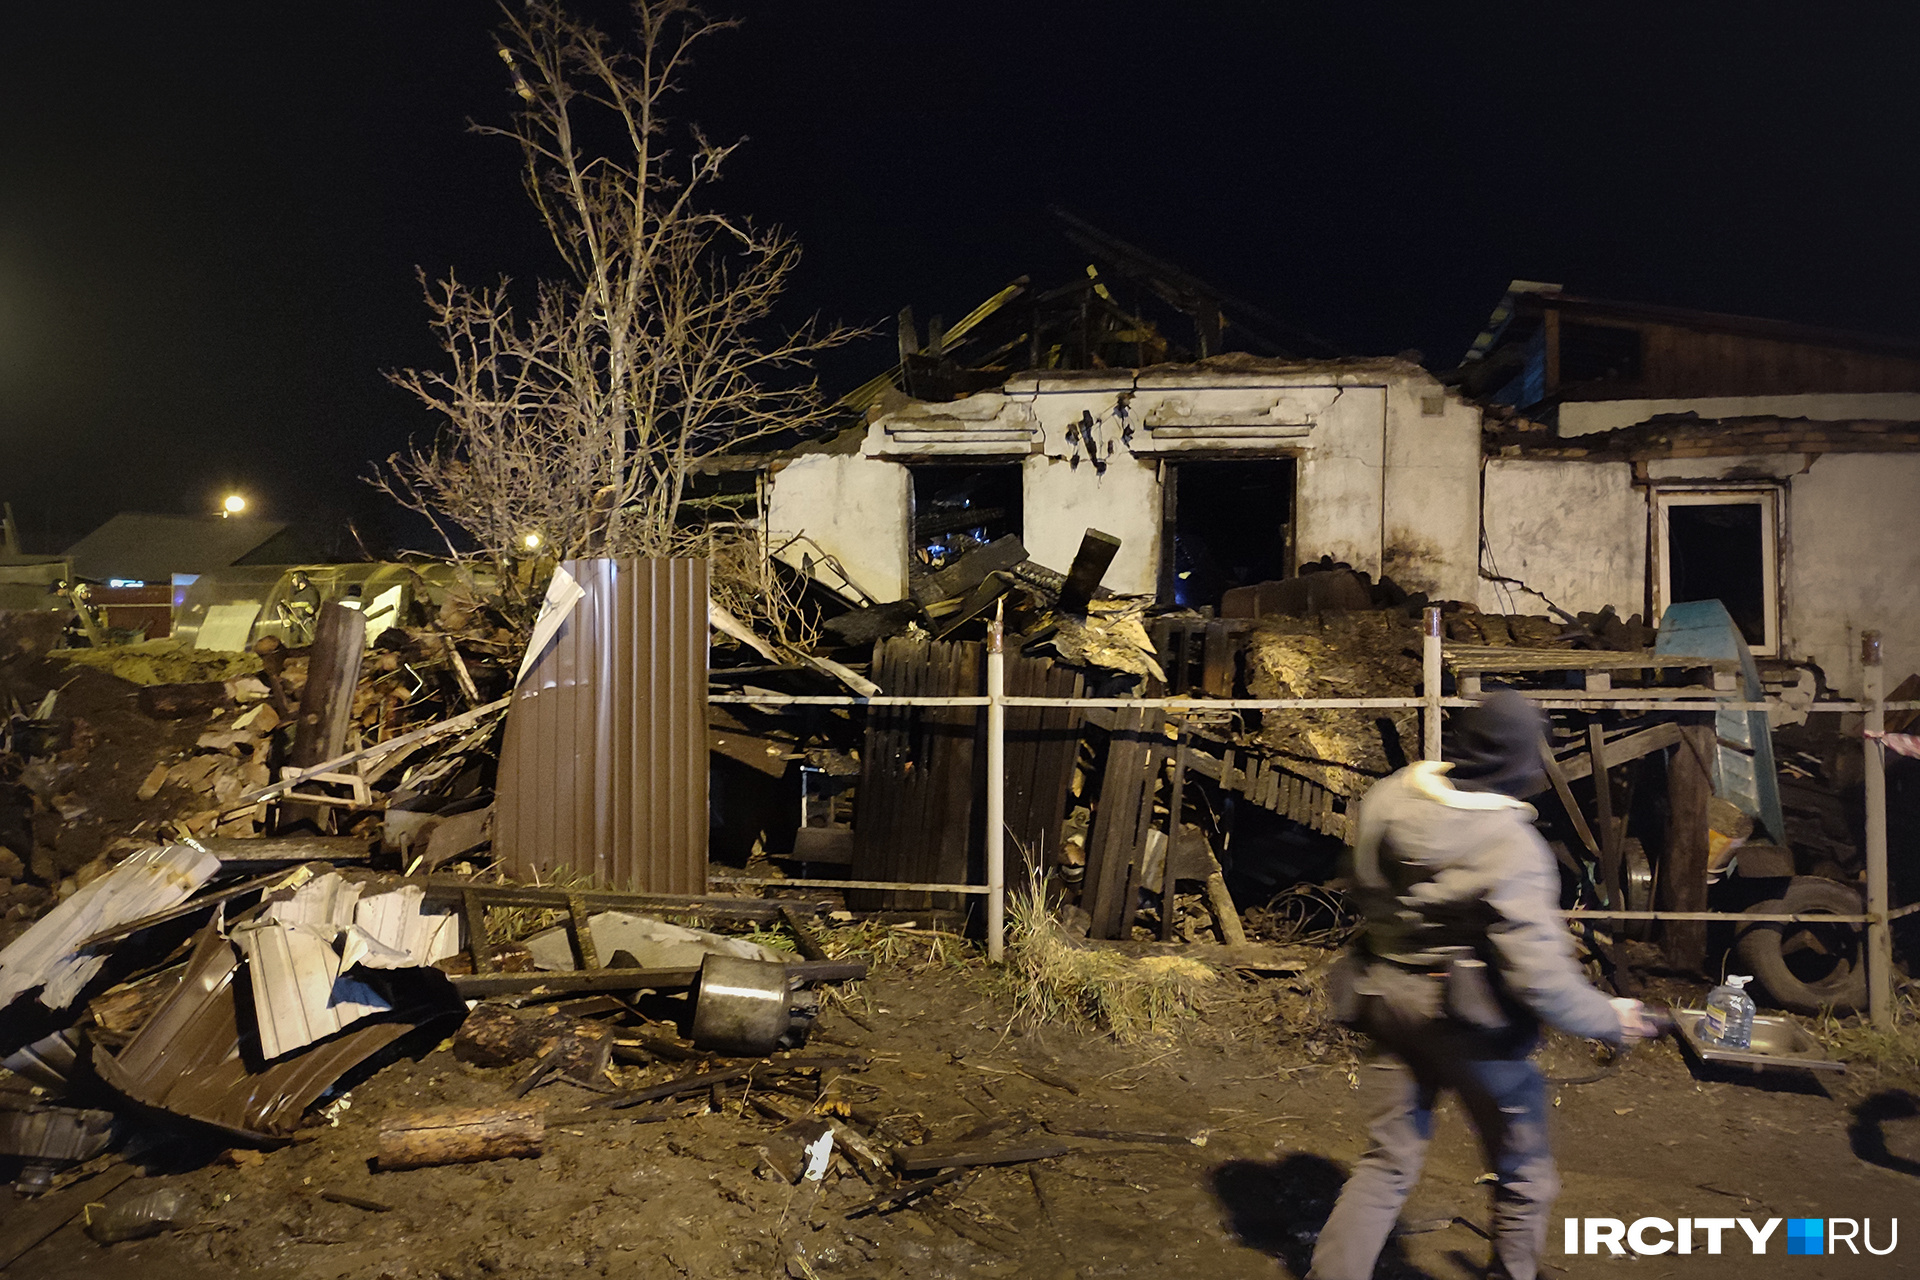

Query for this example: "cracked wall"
[766,360,1483,605]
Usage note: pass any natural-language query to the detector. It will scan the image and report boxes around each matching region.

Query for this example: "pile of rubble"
[0,836,873,1258]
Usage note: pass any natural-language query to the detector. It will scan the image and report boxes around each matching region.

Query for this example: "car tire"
[1732,876,1869,1015]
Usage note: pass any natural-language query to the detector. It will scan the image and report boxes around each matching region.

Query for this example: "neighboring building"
[1464,284,1920,695]
[63,513,296,586]
[1455,280,1920,435]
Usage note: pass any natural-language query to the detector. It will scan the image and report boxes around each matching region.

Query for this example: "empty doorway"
[1655,488,1779,653]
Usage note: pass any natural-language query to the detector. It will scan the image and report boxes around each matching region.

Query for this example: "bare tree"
[377,0,858,633]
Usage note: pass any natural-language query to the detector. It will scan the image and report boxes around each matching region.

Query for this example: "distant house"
[1462,283,1920,694]
[64,513,296,586]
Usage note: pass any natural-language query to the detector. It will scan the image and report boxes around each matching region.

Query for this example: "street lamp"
[222,494,246,518]
[523,532,542,551]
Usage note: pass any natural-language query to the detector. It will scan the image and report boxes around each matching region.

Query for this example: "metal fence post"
[1863,630,1892,1027]
[985,611,1007,963]
[1423,606,1444,760]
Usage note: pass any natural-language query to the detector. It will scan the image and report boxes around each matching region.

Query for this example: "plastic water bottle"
[86,1186,196,1244]
[1702,975,1756,1049]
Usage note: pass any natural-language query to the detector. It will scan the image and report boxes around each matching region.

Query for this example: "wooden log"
[452,1005,613,1080]
[1204,871,1248,947]
[375,1103,544,1170]
[1661,725,1715,972]
[893,1136,1068,1174]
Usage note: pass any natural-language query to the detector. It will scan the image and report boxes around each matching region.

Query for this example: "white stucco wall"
[1481,450,1919,696]
[1383,390,1484,599]
[1560,392,1920,436]
[1288,385,1387,578]
[766,451,910,603]
[1022,452,1162,593]
[1781,453,1920,697]
[768,360,1483,606]
[1479,459,1646,618]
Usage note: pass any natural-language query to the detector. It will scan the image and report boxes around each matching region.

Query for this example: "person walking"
[1308,691,1658,1280]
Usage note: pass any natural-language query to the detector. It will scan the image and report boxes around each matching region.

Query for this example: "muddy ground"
[10,957,1918,1280]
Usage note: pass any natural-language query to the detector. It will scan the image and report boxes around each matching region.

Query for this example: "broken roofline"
[939,353,1426,395]
[1486,414,1920,461]
[1463,285,1920,367]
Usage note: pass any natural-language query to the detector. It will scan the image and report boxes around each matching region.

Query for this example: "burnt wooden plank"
[894,1137,1069,1174]
[895,639,934,909]
[279,601,367,831]
[1661,725,1714,972]
[1058,530,1122,616]
[1085,710,1153,938]
[934,641,982,911]
[1161,734,1188,941]
[851,638,912,910]
[1200,622,1232,698]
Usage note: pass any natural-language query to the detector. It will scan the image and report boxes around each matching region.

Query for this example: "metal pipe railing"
[713,632,1914,1025]
[1864,631,1894,1026]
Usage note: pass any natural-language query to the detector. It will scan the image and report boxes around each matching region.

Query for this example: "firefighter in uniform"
[1308,691,1658,1280]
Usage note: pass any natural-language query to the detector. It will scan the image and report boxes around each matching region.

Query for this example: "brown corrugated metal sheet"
[496,558,709,893]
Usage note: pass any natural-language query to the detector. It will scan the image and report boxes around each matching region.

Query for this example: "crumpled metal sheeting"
[263,870,363,928]
[525,910,784,973]
[351,885,462,970]
[91,922,438,1142]
[229,875,460,1059]
[0,844,221,1010]
[229,921,391,1062]
[262,872,460,970]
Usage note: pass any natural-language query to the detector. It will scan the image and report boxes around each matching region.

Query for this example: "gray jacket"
[1346,762,1623,1045]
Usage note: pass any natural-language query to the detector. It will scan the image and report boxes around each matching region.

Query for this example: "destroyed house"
[1464,284,1920,695]
[766,355,1486,614]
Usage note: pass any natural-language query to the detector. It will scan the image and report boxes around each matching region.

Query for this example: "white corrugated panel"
[230,921,390,1061]
[351,885,461,969]
[0,844,221,1009]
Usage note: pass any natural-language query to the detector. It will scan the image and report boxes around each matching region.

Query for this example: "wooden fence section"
[1001,655,1085,883]
[851,638,981,910]
[1082,708,1168,939]
[852,639,1085,910]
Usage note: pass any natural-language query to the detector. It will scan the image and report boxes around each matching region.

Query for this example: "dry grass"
[1000,875,1215,1043]
[818,919,975,971]
[474,866,598,945]
[1815,989,1920,1082]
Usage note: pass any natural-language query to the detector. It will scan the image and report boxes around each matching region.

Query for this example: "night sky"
[7,3,1919,554]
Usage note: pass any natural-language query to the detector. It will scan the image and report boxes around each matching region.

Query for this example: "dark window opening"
[1667,502,1768,647]
[679,470,761,530]
[1164,459,1296,607]
[1559,321,1643,386]
[910,465,1022,570]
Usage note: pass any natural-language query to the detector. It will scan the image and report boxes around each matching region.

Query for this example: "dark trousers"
[1307,996,1559,1280]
